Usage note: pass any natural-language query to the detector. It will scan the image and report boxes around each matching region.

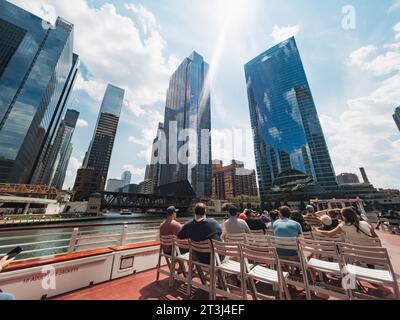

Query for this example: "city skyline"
[5,0,400,191]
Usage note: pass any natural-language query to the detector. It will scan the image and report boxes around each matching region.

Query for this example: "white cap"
[320,215,332,226]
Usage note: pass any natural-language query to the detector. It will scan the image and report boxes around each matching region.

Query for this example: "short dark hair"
[194,203,207,216]
[269,210,279,221]
[228,205,238,216]
[279,206,292,219]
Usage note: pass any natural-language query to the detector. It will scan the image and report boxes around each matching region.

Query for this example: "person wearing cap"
[221,206,250,240]
[244,209,267,233]
[318,215,335,231]
[159,206,183,254]
[303,204,321,226]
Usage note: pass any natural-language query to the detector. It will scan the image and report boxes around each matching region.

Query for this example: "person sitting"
[273,206,303,257]
[290,211,312,232]
[260,210,271,225]
[327,209,341,229]
[303,205,322,226]
[221,205,250,240]
[318,215,335,231]
[159,206,183,254]
[315,207,378,243]
[0,255,15,300]
[178,203,222,264]
[266,210,279,229]
[239,209,250,221]
[245,209,267,233]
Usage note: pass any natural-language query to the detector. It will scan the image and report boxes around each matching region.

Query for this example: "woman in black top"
[290,211,312,232]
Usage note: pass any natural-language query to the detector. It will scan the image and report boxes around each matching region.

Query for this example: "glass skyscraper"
[245,37,337,198]
[0,1,78,184]
[121,170,132,187]
[159,52,212,198]
[394,106,400,132]
[82,84,125,189]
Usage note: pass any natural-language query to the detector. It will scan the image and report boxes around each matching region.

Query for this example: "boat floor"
[54,230,400,300]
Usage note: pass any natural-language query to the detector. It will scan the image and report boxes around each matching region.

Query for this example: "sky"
[8,0,400,190]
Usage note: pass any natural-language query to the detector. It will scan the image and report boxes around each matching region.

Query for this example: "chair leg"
[187,263,193,297]
[156,254,161,282]
[168,259,174,288]
[241,274,247,300]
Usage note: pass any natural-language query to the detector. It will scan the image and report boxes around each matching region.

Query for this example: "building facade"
[244,37,337,199]
[106,179,124,192]
[159,52,212,199]
[212,160,258,200]
[82,84,125,189]
[337,173,360,185]
[393,106,400,132]
[73,168,104,202]
[35,109,79,189]
[121,171,132,187]
[0,2,78,184]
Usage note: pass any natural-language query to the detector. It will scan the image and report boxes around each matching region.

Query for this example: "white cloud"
[388,0,400,12]
[271,25,300,43]
[348,23,400,76]
[76,118,89,128]
[63,156,82,189]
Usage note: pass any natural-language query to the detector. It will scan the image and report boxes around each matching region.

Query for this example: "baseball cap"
[306,205,315,212]
[166,206,179,215]
[320,215,332,226]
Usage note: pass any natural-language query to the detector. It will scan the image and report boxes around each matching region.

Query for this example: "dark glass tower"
[159,52,212,198]
[394,106,400,132]
[82,84,125,189]
[38,109,79,189]
[0,1,78,184]
[245,37,337,198]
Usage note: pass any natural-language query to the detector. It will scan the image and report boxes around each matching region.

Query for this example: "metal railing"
[0,222,162,260]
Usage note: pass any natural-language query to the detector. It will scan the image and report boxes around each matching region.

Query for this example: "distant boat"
[120,209,132,215]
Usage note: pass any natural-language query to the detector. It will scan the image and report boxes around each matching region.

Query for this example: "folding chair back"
[303,231,314,240]
[156,235,175,285]
[224,233,246,243]
[345,237,382,247]
[337,243,400,300]
[245,233,270,247]
[313,232,344,242]
[241,244,289,300]
[304,216,322,227]
[250,229,265,234]
[172,237,190,287]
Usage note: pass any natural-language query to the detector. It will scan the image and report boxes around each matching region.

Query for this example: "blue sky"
[10,0,400,190]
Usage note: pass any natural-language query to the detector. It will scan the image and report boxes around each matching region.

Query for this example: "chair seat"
[307,258,341,273]
[218,260,242,273]
[248,265,288,283]
[177,252,189,261]
[346,264,394,283]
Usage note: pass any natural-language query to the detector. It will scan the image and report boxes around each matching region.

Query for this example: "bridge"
[99,192,197,213]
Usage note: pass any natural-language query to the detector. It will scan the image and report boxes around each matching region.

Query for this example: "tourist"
[239,209,250,221]
[221,206,250,240]
[260,211,271,225]
[0,255,15,300]
[178,203,222,264]
[159,206,183,254]
[315,207,379,243]
[245,209,267,233]
[273,206,303,257]
[266,210,279,229]
[303,205,321,226]
[318,215,335,231]
[327,209,341,229]
[290,211,312,232]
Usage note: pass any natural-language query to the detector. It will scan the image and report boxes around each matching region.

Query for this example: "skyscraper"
[244,37,337,198]
[145,122,164,193]
[121,171,132,187]
[159,52,212,198]
[0,1,78,184]
[82,84,125,190]
[38,109,79,189]
[394,106,400,132]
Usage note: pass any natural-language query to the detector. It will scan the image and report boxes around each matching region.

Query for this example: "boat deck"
[54,230,400,300]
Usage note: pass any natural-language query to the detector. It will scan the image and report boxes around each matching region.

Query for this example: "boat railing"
[0,222,161,259]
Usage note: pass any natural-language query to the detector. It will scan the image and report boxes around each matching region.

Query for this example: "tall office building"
[337,173,360,185]
[245,37,337,198]
[82,84,125,190]
[394,106,400,132]
[121,171,132,187]
[38,109,79,189]
[144,122,164,193]
[159,52,212,198]
[0,1,78,184]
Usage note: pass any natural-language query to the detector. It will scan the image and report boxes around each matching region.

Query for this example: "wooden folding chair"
[224,233,246,243]
[241,244,290,300]
[298,238,348,300]
[345,237,382,247]
[303,231,314,240]
[313,232,344,242]
[245,233,270,247]
[172,237,190,290]
[156,235,175,287]
[304,216,322,227]
[212,241,245,300]
[188,240,215,300]
[338,243,400,300]
[250,229,265,235]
